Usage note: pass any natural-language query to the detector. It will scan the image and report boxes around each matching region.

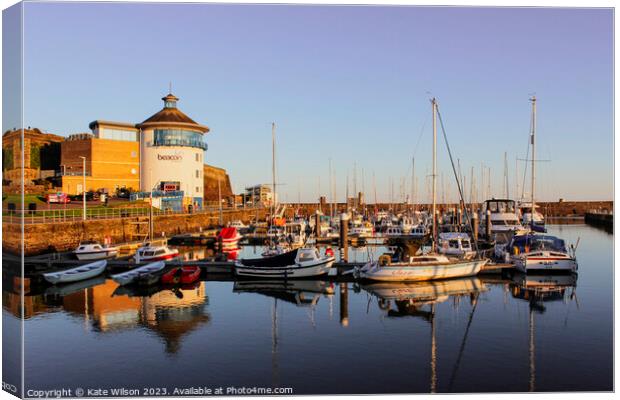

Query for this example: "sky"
[6,2,614,202]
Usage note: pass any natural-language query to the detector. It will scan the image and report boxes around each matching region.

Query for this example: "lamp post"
[79,156,86,220]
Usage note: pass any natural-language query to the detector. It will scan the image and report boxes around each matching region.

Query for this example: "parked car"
[46,192,71,204]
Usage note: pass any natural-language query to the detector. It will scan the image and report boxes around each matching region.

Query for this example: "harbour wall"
[584,212,613,233]
[287,200,613,217]
[4,208,267,256]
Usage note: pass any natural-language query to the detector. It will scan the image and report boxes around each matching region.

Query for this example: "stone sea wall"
[4,208,267,256]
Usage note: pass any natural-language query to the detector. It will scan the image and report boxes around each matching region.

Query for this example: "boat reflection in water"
[233,280,335,307]
[509,272,578,392]
[233,279,335,387]
[362,277,486,319]
[362,277,487,393]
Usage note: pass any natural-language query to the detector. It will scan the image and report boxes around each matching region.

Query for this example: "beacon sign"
[157,152,183,162]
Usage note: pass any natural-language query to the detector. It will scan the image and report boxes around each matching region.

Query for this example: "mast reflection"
[509,272,578,391]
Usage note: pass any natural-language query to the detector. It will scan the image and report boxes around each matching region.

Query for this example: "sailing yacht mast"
[530,96,537,228]
[431,98,437,252]
[271,122,276,220]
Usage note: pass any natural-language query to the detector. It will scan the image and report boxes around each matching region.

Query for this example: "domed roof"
[137,93,209,133]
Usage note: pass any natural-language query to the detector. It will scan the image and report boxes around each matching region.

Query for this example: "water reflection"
[361,278,486,319]
[361,278,487,393]
[509,272,578,392]
[233,280,335,307]
[2,225,612,393]
[4,279,210,354]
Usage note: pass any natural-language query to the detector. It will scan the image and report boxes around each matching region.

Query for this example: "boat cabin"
[508,234,568,256]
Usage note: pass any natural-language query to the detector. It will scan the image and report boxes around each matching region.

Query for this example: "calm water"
[3,224,613,395]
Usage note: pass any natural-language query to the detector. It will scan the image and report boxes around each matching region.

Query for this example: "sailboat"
[506,97,577,273]
[356,98,488,282]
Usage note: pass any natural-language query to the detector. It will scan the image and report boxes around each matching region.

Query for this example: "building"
[2,128,64,186]
[61,129,140,195]
[59,93,215,209]
[244,184,274,207]
[137,93,209,208]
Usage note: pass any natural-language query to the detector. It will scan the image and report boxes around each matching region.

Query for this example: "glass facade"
[98,128,138,142]
[153,129,207,150]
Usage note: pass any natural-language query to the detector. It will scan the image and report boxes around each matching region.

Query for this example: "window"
[196,170,200,178]
[195,153,199,162]
[196,186,200,193]
[152,129,206,150]
[98,128,138,142]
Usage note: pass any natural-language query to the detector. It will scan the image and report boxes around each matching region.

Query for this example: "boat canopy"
[510,234,567,253]
[239,248,299,268]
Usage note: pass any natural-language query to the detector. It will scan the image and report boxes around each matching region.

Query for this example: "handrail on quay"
[2,205,265,225]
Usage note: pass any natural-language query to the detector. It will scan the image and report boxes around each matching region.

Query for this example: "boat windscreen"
[511,235,567,253]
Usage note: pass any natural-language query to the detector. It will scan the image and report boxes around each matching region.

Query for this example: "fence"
[2,204,265,225]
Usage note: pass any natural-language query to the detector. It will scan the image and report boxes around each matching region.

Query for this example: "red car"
[46,192,71,204]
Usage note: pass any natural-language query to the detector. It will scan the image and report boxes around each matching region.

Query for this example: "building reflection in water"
[3,279,210,354]
[509,272,578,392]
[362,277,487,393]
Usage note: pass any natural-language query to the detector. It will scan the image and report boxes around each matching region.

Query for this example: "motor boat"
[518,201,546,232]
[229,220,249,233]
[507,233,578,273]
[480,199,528,243]
[385,226,404,237]
[349,222,374,238]
[217,227,243,249]
[73,241,118,261]
[134,241,179,263]
[235,247,335,278]
[438,232,476,259]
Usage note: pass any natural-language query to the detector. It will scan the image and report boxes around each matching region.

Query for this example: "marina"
[1,3,613,397]
[3,224,612,393]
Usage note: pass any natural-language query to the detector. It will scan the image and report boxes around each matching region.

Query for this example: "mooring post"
[340,212,349,262]
[485,209,492,240]
[472,212,479,242]
[315,211,322,239]
[339,282,349,327]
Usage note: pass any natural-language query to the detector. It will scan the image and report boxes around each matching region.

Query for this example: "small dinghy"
[110,261,165,286]
[161,266,201,285]
[43,260,107,285]
[235,248,335,279]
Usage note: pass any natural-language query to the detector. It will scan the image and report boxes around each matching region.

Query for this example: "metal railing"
[2,204,265,225]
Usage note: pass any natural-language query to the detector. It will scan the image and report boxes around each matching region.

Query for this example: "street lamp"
[79,156,86,220]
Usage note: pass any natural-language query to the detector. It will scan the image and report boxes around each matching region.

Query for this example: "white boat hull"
[75,248,118,261]
[359,259,487,282]
[235,257,335,279]
[514,255,577,273]
[43,260,108,284]
[111,261,166,286]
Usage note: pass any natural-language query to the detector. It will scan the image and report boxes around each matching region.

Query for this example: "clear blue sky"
[9,3,613,202]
